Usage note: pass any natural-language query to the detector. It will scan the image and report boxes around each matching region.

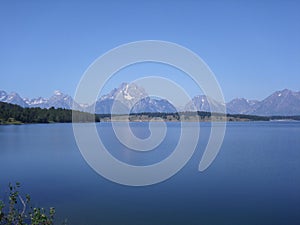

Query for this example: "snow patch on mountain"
[1,87,300,116]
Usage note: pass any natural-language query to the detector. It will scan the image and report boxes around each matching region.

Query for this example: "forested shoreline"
[1,101,300,125]
[0,102,100,124]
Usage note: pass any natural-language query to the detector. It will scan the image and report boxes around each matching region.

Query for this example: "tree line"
[2,101,299,124]
[0,102,100,124]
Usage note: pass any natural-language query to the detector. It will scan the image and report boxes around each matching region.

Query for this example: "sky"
[0,0,300,102]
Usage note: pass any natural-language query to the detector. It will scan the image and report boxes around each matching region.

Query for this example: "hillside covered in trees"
[0,102,100,124]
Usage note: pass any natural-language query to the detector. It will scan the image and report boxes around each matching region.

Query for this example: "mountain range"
[1,85,300,116]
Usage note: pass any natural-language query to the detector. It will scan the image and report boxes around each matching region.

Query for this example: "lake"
[0,122,300,225]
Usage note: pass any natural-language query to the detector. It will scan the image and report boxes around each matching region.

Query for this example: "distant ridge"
[1,85,300,116]
[227,89,300,116]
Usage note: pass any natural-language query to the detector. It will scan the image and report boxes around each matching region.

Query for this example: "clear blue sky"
[1,0,299,101]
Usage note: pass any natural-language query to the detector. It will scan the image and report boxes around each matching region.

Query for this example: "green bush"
[0,183,56,225]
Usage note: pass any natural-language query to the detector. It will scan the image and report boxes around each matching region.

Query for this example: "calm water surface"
[0,122,300,225]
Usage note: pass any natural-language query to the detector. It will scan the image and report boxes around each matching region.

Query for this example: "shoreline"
[2,118,300,126]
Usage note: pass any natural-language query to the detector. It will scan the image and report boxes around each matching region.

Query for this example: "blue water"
[0,122,300,225]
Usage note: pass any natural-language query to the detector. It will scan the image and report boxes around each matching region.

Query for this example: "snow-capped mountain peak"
[0,89,78,110]
[54,90,63,96]
[0,90,7,100]
[1,92,28,107]
[94,82,176,114]
[184,95,225,113]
